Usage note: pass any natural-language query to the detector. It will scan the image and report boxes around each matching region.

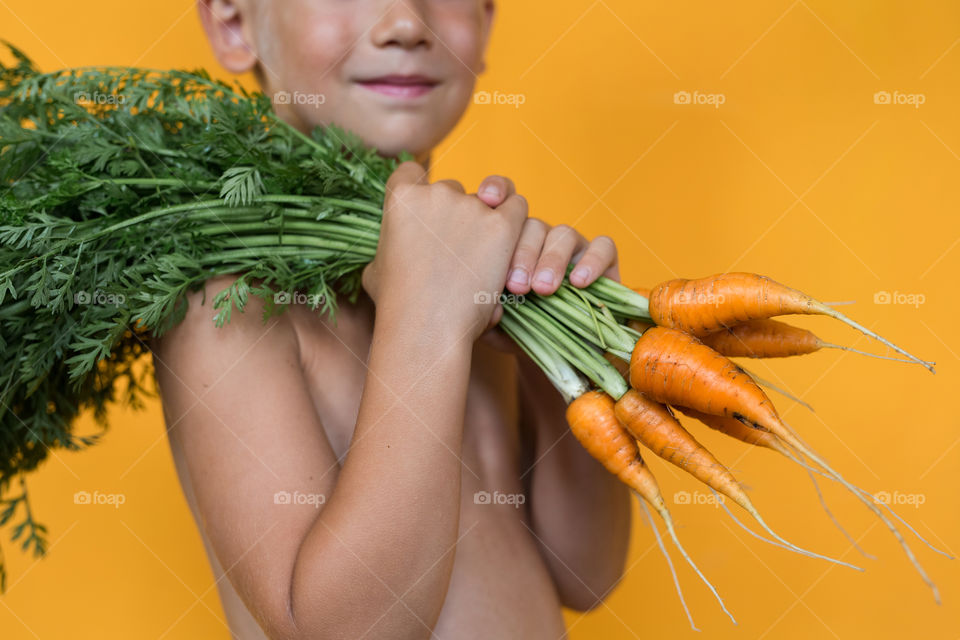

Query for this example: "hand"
[471,176,622,354]
[362,162,528,341]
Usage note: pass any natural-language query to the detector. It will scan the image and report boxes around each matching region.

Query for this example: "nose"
[370,0,431,50]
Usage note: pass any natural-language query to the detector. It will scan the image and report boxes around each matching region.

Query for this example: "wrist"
[375,293,477,354]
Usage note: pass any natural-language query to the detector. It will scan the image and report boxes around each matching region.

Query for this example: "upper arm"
[153,276,338,639]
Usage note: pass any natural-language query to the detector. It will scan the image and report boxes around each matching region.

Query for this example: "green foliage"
[0,45,398,589]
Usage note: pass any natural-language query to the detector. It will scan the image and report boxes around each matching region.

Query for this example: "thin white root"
[636,496,700,631]
[741,366,815,413]
[772,445,876,559]
[712,489,864,572]
[803,466,876,559]
[820,342,917,364]
[818,304,936,373]
[780,440,954,561]
[775,425,942,603]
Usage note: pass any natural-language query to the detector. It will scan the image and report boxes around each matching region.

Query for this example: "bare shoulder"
[149,274,341,638]
[152,274,300,368]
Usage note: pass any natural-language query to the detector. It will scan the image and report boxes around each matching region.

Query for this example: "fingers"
[569,235,619,287]
[433,179,466,194]
[386,161,428,192]
[531,225,587,295]
[476,175,516,208]
[505,218,548,294]
[493,192,529,239]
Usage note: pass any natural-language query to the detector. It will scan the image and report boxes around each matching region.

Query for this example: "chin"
[351,118,451,161]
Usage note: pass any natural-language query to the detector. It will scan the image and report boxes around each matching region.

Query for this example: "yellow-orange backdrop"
[2,1,958,638]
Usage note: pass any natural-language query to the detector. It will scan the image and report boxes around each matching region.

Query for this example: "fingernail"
[571,266,591,283]
[480,184,501,199]
[534,269,555,287]
[508,267,529,287]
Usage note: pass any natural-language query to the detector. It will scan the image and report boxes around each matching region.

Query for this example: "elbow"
[558,570,626,613]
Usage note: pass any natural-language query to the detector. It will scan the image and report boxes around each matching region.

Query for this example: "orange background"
[2,1,959,638]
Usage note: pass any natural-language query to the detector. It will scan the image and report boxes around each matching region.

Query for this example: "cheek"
[433,9,487,76]
[267,5,358,91]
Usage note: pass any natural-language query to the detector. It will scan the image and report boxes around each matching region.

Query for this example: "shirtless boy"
[154,2,631,637]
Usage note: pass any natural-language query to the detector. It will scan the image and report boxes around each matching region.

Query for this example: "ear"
[197,0,259,74]
[478,0,495,75]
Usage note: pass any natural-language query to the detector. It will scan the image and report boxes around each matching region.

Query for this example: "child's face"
[202,0,493,160]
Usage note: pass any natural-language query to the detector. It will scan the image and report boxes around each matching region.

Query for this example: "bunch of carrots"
[539,272,947,628]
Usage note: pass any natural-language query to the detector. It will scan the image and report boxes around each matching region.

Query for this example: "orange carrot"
[615,390,750,506]
[674,405,790,456]
[701,318,914,363]
[566,391,734,626]
[647,273,934,371]
[629,326,941,601]
[612,389,858,569]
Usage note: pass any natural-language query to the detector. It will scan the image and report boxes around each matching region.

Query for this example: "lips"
[356,74,439,99]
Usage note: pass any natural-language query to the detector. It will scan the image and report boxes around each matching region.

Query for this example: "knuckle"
[511,246,540,266]
[593,234,616,251]
[436,179,464,193]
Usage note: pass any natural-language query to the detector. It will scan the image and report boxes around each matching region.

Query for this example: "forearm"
[289,304,474,639]
[521,358,632,610]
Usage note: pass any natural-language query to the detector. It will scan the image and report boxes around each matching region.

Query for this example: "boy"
[153,1,631,637]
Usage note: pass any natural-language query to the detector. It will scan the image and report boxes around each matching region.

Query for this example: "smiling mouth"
[356,75,439,99]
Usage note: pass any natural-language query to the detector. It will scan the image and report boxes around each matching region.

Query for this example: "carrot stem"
[498,313,589,403]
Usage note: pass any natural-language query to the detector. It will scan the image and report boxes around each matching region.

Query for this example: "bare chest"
[290,299,525,488]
